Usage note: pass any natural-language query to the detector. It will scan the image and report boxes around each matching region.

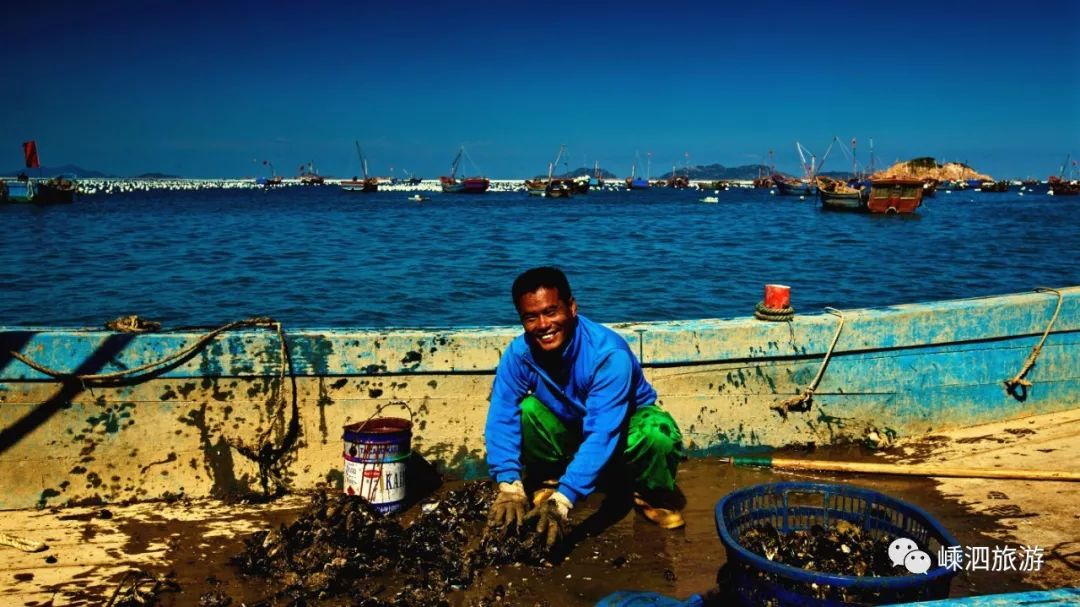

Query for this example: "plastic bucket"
[342,415,412,513]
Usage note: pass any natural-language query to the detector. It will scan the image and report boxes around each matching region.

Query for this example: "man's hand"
[487,480,528,533]
[524,491,572,548]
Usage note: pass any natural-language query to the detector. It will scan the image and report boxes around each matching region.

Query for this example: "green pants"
[519,395,684,492]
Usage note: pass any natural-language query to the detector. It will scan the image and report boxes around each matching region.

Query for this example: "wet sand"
[3,410,1078,606]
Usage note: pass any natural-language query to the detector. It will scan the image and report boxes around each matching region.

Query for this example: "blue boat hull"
[1,287,1078,508]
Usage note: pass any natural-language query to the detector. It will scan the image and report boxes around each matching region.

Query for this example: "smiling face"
[516,286,578,352]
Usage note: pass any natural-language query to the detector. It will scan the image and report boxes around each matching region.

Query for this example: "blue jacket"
[485,314,657,504]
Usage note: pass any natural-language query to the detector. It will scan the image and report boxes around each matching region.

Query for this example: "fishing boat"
[771,172,812,196]
[1048,154,1079,196]
[588,161,605,189]
[298,162,325,185]
[696,181,728,191]
[255,160,283,187]
[665,172,690,189]
[775,140,831,196]
[1,286,1077,511]
[625,152,651,190]
[340,141,379,193]
[32,174,78,203]
[868,177,924,214]
[4,141,76,203]
[524,145,573,198]
[1,175,77,204]
[815,176,868,211]
[1048,176,1079,196]
[921,177,939,197]
[402,170,423,186]
[438,146,490,194]
[0,178,35,202]
[979,180,1009,193]
[665,153,692,188]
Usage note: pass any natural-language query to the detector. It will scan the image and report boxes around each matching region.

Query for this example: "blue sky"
[3,0,1077,179]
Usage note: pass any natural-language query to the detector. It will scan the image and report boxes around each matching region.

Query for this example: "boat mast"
[646,152,652,180]
[851,138,857,179]
[354,141,369,180]
[549,145,566,181]
[451,147,464,181]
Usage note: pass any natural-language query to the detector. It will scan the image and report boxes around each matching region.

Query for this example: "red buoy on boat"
[764,284,791,310]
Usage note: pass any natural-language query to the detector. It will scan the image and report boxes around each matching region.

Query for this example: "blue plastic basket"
[715,482,960,607]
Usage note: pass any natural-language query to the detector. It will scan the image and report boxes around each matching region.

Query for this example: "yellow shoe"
[633,491,686,529]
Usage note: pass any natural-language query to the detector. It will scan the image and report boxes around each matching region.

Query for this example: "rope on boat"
[9,317,280,384]
[754,301,796,321]
[1004,287,1064,400]
[0,531,47,552]
[9,317,301,496]
[772,308,845,418]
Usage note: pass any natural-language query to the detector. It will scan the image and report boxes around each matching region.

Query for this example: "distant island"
[550,163,778,181]
[872,157,992,182]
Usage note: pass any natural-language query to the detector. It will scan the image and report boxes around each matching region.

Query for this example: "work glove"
[524,490,572,548]
[487,480,528,533]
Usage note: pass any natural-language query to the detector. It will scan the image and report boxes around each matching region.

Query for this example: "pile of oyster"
[234,481,550,605]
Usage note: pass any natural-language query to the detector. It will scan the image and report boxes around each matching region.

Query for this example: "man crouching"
[485,266,685,547]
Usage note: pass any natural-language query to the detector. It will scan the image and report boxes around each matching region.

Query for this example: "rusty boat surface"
[0,287,1078,510]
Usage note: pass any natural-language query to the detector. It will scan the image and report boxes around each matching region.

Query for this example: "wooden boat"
[1048,176,1080,196]
[697,180,728,191]
[0,179,34,202]
[439,146,489,194]
[298,162,325,185]
[1,287,1077,510]
[1,175,77,204]
[524,145,573,198]
[572,175,590,194]
[33,175,78,203]
[340,141,379,193]
[867,177,924,214]
[815,176,868,211]
[255,161,283,187]
[588,161,605,189]
[771,173,812,196]
[625,152,651,190]
[665,175,690,188]
[979,180,1009,193]
[921,177,939,197]
[524,177,574,198]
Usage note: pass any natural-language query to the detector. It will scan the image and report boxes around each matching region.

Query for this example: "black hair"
[511,267,573,308]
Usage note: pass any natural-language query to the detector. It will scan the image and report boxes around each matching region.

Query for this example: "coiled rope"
[754,301,795,322]
[1004,287,1063,400]
[9,316,299,495]
[772,307,845,418]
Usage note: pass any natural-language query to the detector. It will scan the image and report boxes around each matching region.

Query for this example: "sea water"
[1,186,1077,328]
